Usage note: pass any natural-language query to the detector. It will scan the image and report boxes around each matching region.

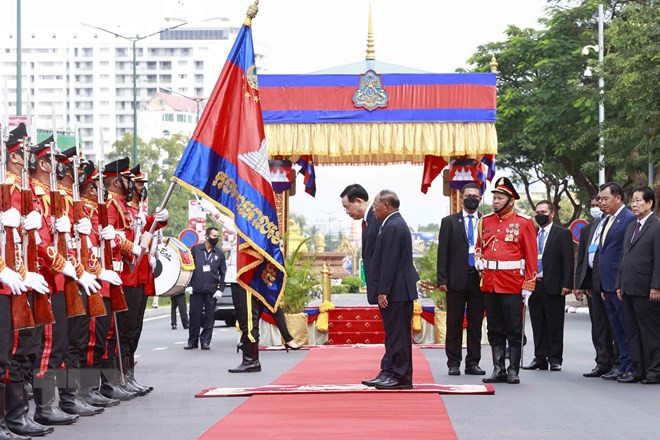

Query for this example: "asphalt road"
[35,310,659,440]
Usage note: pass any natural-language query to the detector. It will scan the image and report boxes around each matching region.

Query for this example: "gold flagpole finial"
[244,0,260,27]
[490,54,499,73]
[366,4,375,61]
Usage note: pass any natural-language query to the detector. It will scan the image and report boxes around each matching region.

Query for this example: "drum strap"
[246,290,256,343]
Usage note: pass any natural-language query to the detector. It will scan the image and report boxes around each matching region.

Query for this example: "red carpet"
[198,346,467,439]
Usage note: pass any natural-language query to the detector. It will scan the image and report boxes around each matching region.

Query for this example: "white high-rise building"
[0,17,268,162]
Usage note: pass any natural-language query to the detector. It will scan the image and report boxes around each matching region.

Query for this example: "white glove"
[135,212,147,226]
[97,269,122,286]
[77,271,101,295]
[475,259,485,271]
[74,217,92,235]
[24,271,50,295]
[55,215,72,234]
[61,261,78,280]
[199,198,220,217]
[522,289,533,305]
[154,208,169,223]
[23,211,43,231]
[149,256,157,271]
[0,267,27,295]
[1,208,21,228]
[213,290,223,300]
[131,243,142,256]
[101,225,116,241]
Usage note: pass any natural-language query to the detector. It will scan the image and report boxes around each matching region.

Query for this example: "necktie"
[538,228,546,274]
[601,215,613,246]
[362,219,367,233]
[467,215,475,267]
[631,221,642,243]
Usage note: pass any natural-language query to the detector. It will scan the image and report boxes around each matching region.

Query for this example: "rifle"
[49,125,85,317]
[1,89,35,329]
[97,155,127,314]
[22,144,55,326]
[72,136,106,318]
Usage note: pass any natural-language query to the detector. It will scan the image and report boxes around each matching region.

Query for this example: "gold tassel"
[412,300,423,333]
[315,300,335,333]
[246,290,255,343]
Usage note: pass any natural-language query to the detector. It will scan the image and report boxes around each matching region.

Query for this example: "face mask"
[207,237,219,247]
[535,213,550,226]
[590,207,602,219]
[140,186,148,200]
[463,197,480,211]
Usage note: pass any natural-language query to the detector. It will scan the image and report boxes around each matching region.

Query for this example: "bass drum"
[154,237,195,297]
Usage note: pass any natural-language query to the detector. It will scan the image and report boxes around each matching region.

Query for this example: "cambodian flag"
[296,155,316,197]
[173,20,285,312]
[477,154,496,191]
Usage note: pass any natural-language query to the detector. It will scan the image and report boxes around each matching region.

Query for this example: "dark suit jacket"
[575,219,597,290]
[362,206,382,297]
[615,215,660,296]
[537,224,574,294]
[437,211,481,291]
[598,206,636,292]
[368,212,420,305]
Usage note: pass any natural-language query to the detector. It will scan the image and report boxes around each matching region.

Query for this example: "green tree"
[417,222,440,233]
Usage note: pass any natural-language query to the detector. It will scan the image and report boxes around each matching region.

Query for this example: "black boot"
[5,381,53,437]
[228,342,261,373]
[0,387,31,440]
[23,384,31,402]
[33,375,79,426]
[483,346,508,383]
[80,369,119,408]
[128,356,153,393]
[507,346,522,384]
[100,368,137,402]
[59,371,104,416]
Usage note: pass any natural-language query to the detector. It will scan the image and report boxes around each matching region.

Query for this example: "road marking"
[152,347,168,351]
[135,355,142,359]
[174,341,187,345]
[143,314,170,322]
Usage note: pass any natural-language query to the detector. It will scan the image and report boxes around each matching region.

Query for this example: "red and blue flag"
[296,155,316,197]
[173,19,285,312]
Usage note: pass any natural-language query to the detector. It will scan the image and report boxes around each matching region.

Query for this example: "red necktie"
[362,219,367,233]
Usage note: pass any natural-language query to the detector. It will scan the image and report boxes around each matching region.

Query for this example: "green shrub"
[282,238,319,314]
[341,276,363,293]
[331,285,349,294]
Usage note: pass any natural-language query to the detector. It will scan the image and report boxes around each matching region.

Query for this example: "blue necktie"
[538,228,546,274]
[467,215,475,267]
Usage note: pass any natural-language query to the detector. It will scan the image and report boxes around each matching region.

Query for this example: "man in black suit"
[368,190,420,390]
[437,183,485,376]
[616,186,660,384]
[340,184,386,386]
[523,201,574,371]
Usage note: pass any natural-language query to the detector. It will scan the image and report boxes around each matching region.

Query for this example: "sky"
[7,0,551,232]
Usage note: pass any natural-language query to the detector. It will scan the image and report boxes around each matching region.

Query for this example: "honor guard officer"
[476,177,538,384]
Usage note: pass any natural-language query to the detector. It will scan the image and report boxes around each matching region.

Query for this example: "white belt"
[112,261,124,272]
[485,260,523,271]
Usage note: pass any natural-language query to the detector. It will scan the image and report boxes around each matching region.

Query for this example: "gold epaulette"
[33,184,46,197]
[481,212,496,219]
[516,212,532,220]
[107,197,128,230]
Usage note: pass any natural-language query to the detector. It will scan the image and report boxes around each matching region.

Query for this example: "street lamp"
[582,4,605,186]
[158,86,208,123]
[81,20,187,164]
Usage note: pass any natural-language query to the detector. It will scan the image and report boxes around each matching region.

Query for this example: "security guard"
[476,177,538,384]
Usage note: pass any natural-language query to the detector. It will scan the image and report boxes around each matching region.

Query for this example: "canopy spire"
[365,4,375,61]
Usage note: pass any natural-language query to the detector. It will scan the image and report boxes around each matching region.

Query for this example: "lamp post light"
[81,21,187,164]
[158,86,208,123]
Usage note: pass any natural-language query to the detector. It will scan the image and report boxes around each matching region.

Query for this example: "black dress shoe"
[374,377,413,390]
[601,369,622,381]
[641,378,660,385]
[201,344,210,350]
[507,369,520,384]
[183,344,198,350]
[522,359,549,370]
[550,363,562,371]
[465,366,486,375]
[171,324,177,330]
[616,372,641,383]
[448,366,461,376]
[362,372,386,387]
[583,366,609,378]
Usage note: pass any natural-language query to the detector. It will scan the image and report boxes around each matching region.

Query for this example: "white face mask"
[590,207,602,219]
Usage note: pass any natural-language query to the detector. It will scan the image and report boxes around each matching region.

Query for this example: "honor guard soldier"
[476,177,538,384]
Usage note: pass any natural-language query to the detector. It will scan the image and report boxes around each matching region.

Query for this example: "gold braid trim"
[522,279,536,291]
[88,253,103,276]
[47,247,67,273]
[119,237,134,257]
[0,259,6,272]
[68,257,84,279]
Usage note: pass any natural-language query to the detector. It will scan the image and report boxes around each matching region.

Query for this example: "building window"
[163,114,174,122]
[176,114,186,123]
[195,61,203,70]
[160,61,171,70]
[116,48,128,57]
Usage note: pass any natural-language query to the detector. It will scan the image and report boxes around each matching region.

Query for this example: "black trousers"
[132,291,149,356]
[272,307,293,342]
[587,288,619,370]
[232,284,262,345]
[0,296,12,390]
[188,292,216,346]
[529,280,566,364]
[116,285,144,359]
[171,293,189,327]
[65,294,90,370]
[484,292,523,349]
[623,294,660,380]
[82,298,112,369]
[381,300,414,384]
[36,292,68,378]
[8,292,43,383]
[446,271,484,368]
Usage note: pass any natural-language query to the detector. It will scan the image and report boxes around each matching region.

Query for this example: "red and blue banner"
[296,155,316,197]
[258,73,496,123]
[173,22,285,312]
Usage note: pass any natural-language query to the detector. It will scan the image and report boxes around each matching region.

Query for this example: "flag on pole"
[477,154,496,190]
[172,15,285,312]
[296,155,316,197]
[420,155,448,194]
